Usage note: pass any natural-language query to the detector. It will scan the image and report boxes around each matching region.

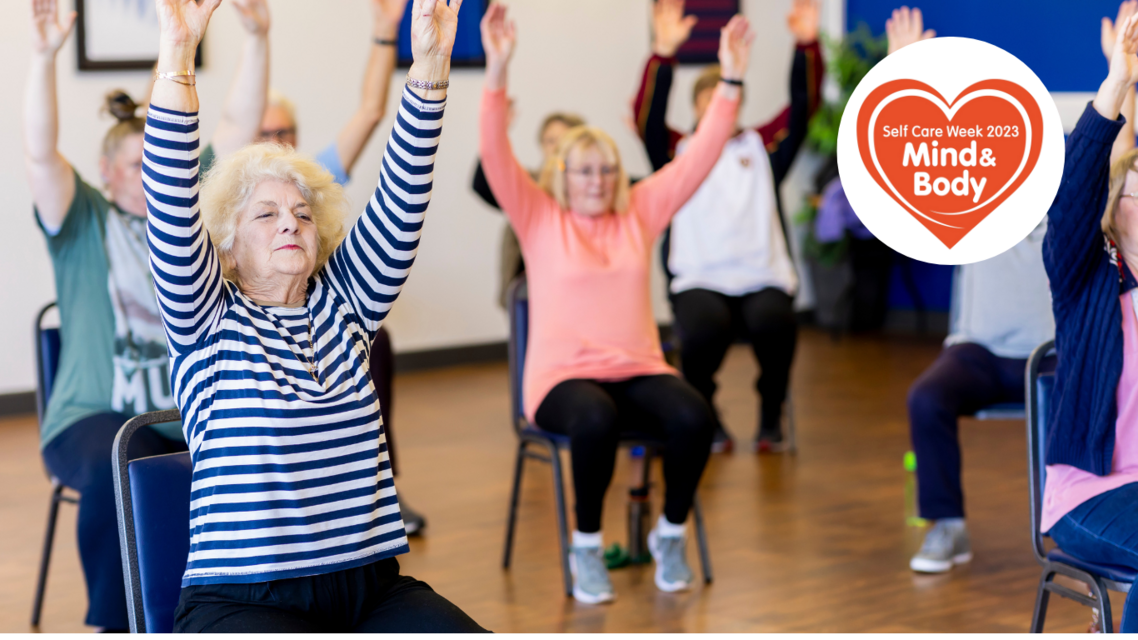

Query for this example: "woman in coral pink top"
[479,5,749,603]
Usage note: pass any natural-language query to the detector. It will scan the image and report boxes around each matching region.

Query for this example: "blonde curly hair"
[199,143,348,284]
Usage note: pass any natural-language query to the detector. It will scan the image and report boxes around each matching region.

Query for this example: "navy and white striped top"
[143,88,445,586]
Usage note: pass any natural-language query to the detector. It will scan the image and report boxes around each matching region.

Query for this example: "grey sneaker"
[910,519,972,573]
[568,545,615,604]
[648,528,694,592]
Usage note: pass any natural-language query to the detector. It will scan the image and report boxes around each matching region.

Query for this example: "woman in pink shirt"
[479,5,749,603]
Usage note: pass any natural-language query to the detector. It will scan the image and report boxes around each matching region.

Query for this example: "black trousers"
[670,287,798,431]
[907,342,1026,519]
[42,412,187,630]
[173,558,487,633]
[534,374,715,533]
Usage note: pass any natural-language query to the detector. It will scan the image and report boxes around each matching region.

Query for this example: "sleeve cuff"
[650,53,678,65]
[402,86,447,114]
[795,40,821,51]
[1074,101,1126,144]
[146,104,199,125]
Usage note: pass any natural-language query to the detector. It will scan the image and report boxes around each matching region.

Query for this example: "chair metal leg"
[1092,577,1114,634]
[628,447,654,560]
[1030,567,1053,633]
[31,483,65,629]
[550,447,573,597]
[692,493,713,584]
[502,441,527,570]
[785,397,798,454]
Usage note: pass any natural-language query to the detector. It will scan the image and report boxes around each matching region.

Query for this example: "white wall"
[0,0,828,395]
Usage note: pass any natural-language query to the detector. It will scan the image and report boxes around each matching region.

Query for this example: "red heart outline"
[856,79,1044,249]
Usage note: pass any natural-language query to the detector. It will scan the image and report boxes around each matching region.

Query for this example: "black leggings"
[173,558,487,633]
[670,287,798,430]
[534,374,715,533]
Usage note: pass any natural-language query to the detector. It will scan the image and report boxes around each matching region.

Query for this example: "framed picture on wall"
[397,0,488,68]
[659,0,741,64]
[76,0,203,71]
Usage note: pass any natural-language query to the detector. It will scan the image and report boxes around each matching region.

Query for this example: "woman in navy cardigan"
[1042,11,1138,632]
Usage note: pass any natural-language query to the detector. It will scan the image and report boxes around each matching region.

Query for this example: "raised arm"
[207,0,270,158]
[1104,1,1138,162]
[631,14,748,237]
[24,0,78,233]
[333,0,408,178]
[478,4,554,240]
[632,0,693,171]
[145,0,226,353]
[1044,12,1138,304]
[323,0,460,336]
[760,0,824,186]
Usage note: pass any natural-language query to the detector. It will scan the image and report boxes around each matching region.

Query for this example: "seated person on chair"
[22,0,268,629]
[209,0,429,536]
[1037,9,1138,633]
[478,4,749,603]
[472,109,584,309]
[632,0,824,453]
[143,0,483,632]
[901,2,1066,575]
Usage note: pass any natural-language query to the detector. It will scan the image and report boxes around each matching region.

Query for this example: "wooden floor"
[0,329,1117,632]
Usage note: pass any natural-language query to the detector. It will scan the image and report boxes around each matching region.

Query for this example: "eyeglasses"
[564,165,619,179]
[260,127,297,141]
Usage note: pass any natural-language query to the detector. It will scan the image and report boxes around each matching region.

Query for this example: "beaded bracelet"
[406,76,450,91]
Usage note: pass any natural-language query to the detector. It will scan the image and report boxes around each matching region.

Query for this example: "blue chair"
[501,276,712,596]
[31,301,79,629]
[112,409,188,633]
[1026,340,1135,632]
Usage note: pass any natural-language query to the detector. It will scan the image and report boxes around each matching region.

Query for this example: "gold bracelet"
[155,70,196,86]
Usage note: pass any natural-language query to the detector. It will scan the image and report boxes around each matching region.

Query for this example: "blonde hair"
[101,90,145,160]
[267,89,298,126]
[692,65,744,106]
[199,143,348,283]
[1103,148,1138,244]
[538,112,585,141]
[538,126,631,214]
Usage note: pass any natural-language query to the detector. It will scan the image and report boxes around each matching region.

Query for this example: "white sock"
[655,514,686,538]
[573,530,603,548]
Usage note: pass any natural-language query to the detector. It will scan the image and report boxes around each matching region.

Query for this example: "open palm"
[653,0,697,57]
[374,0,408,30]
[231,0,270,36]
[1111,12,1138,87]
[480,3,516,67]
[155,0,223,49]
[411,0,463,63]
[718,14,755,81]
[31,0,76,55]
[786,0,820,44]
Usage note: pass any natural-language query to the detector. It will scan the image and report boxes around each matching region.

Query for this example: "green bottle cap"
[903,450,917,472]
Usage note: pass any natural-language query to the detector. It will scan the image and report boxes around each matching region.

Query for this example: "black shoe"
[752,427,786,454]
[400,499,427,537]
[711,424,735,454]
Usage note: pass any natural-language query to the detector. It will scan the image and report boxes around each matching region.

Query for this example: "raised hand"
[481,3,516,71]
[652,0,697,58]
[373,0,408,38]
[231,0,269,36]
[1110,12,1138,87]
[155,0,223,52]
[886,6,934,55]
[786,0,820,45]
[31,0,77,56]
[718,14,755,82]
[410,0,462,75]
[1103,1,1138,61]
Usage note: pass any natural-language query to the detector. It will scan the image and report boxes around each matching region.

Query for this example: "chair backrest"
[1025,339,1057,565]
[112,409,187,634]
[34,302,61,425]
[506,275,529,434]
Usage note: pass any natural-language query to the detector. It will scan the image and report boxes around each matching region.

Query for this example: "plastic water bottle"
[904,451,927,528]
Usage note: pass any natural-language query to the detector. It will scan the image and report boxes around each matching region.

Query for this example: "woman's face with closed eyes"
[229,180,319,287]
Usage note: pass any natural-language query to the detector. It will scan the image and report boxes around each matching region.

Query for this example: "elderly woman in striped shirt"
[143,0,483,632]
